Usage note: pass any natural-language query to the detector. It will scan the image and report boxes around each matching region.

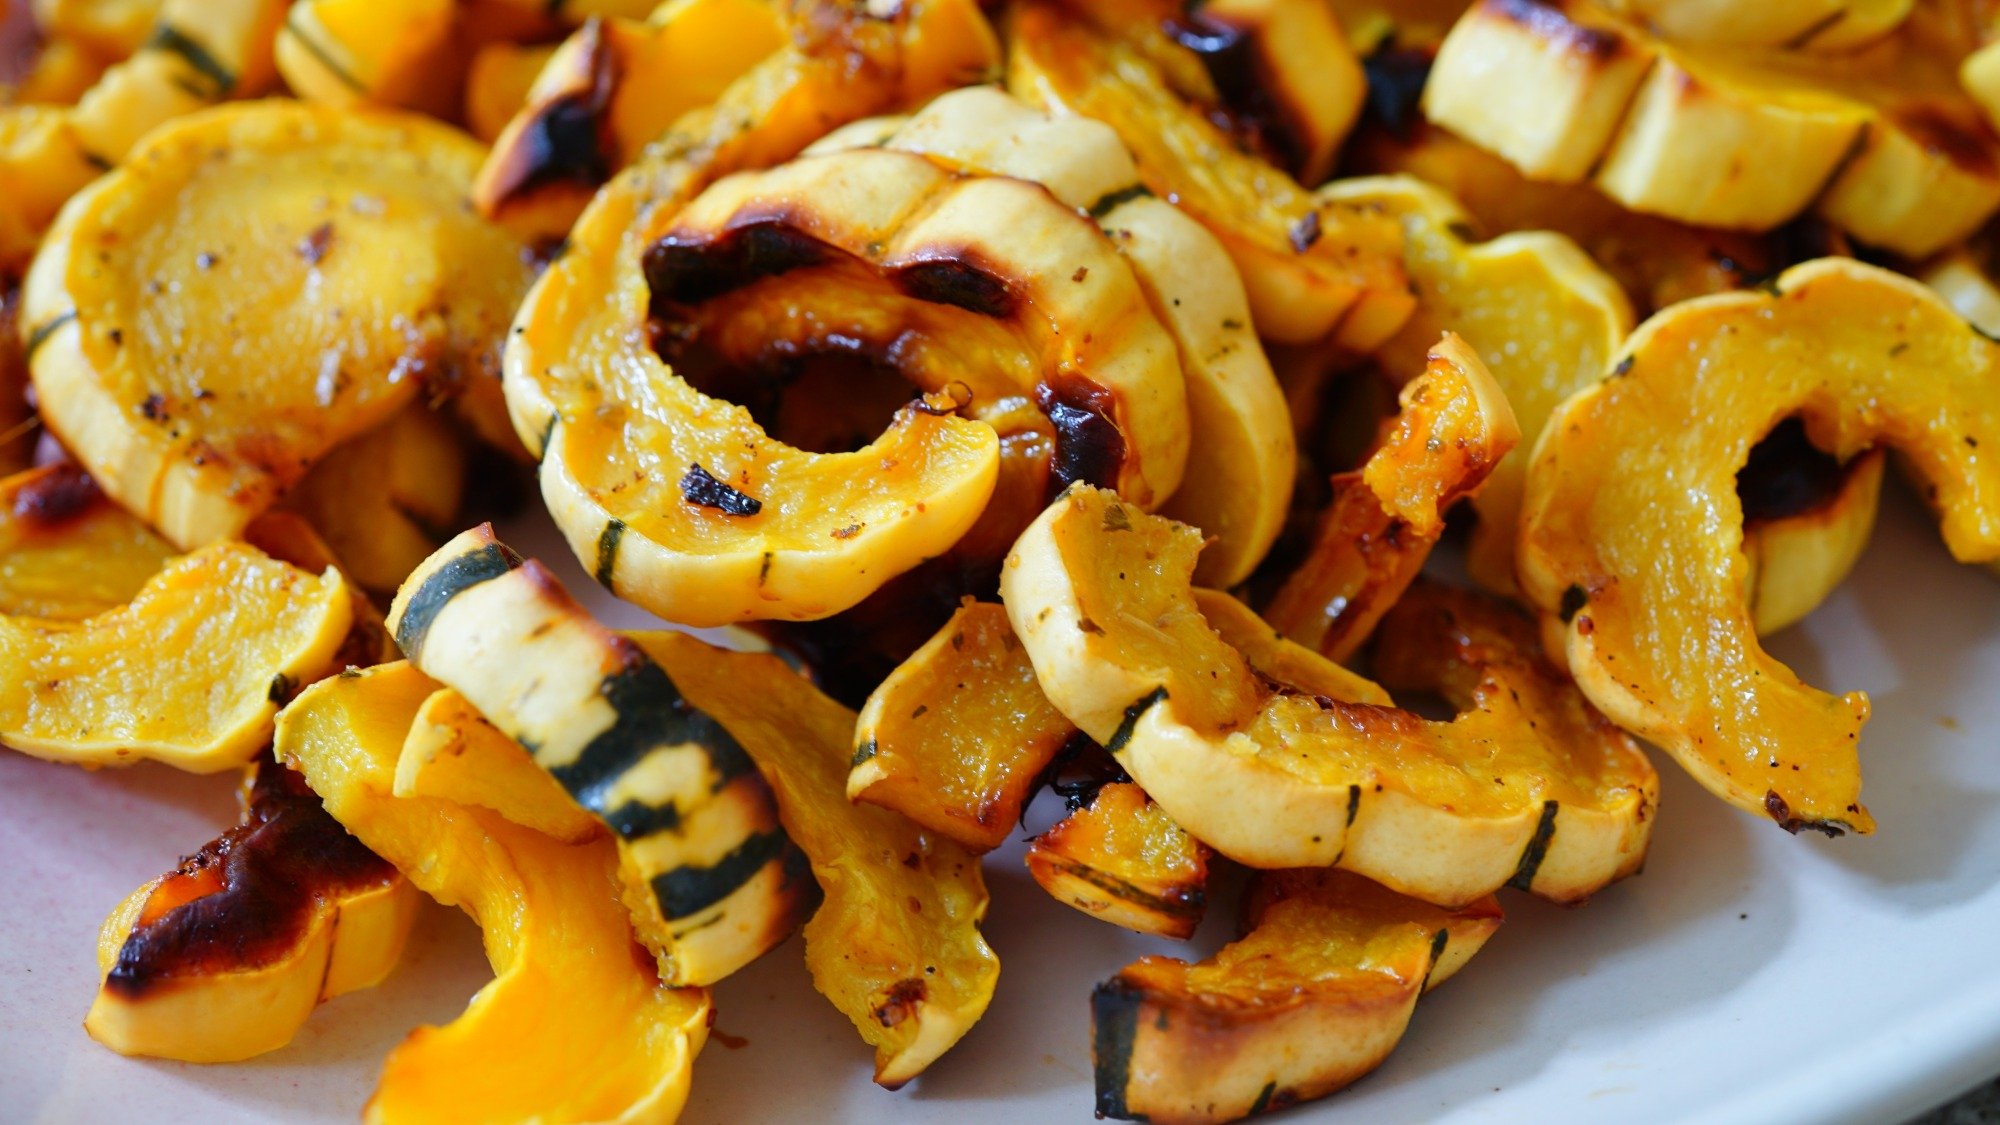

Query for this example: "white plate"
[4,485,1998,1124]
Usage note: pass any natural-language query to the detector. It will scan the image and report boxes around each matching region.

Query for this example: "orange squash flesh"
[1027,781,1211,939]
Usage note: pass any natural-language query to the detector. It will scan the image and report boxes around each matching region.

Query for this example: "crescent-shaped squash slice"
[20,101,534,548]
[851,598,1076,853]
[278,662,712,1125]
[1006,1,1415,347]
[1424,0,2000,255]
[629,628,1000,1088]
[472,0,786,231]
[1263,334,1519,662]
[1,538,351,771]
[273,0,457,113]
[806,86,1292,586]
[1520,257,2000,835]
[86,754,419,1063]
[1092,868,1502,1124]
[0,462,175,620]
[1027,780,1210,940]
[1003,483,1656,905]
[283,405,466,596]
[386,526,810,987]
[1314,177,1629,594]
[395,686,602,846]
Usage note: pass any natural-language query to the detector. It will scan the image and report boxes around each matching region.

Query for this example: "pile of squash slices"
[3,0,1998,1121]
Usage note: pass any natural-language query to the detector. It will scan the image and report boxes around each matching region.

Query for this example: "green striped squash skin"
[387,526,812,987]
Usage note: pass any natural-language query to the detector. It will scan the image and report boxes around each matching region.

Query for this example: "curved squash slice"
[466,41,559,144]
[0,463,175,620]
[86,754,419,1063]
[1092,868,1502,1124]
[810,86,1292,586]
[1003,483,1656,905]
[631,628,1000,1088]
[1027,780,1210,940]
[1315,176,1630,594]
[1601,0,1912,52]
[1424,0,2000,255]
[284,405,466,596]
[1,539,351,771]
[1006,1,1414,347]
[274,0,457,112]
[473,0,786,232]
[1264,334,1519,662]
[386,526,809,987]
[279,662,712,1124]
[1520,258,2000,835]
[20,100,532,548]
[851,598,1076,853]
[395,687,602,846]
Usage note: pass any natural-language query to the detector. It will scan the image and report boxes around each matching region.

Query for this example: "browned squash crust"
[1027,780,1211,939]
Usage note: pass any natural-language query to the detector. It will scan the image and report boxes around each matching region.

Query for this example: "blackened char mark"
[1737,417,1850,525]
[486,20,617,204]
[1035,374,1127,495]
[680,462,763,516]
[894,254,1019,318]
[644,219,834,309]
[10,462,102,526]
[1167,11,1307,178]
[1361,45,1434,139]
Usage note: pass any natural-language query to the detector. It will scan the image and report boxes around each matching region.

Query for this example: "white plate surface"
[4,485,1998,1124]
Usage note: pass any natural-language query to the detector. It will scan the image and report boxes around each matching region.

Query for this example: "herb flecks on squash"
[1520,258,2000,835]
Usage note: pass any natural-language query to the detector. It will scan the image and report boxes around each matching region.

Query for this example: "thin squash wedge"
[1027,780,1211,940]
[273,0,458,113]
[279,662,712,1124]
[1003,483,1657,905]
[395,686,603,846]
[465,40,558,143]
[86,754,420,1063]
[1519,258,2000,834]
[386,525,811,987]
[632,629,1000,1088]
[1092,868,1502,1124]
[21,100,534,547]
[1263,334,1519,661]
[0,462,175,620]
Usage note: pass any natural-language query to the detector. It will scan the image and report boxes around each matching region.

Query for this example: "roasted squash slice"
[1007,1,1415,347]
[1520,258,2000,835]
[465,41,558,143]
[21,100,533,547]
[1424,0,2000,255]
[386,526,810,987]
[632,628,1000,1088]
[1922,248,2000,582]
[274,0,458,113]
[32,0,164,61]
[1739,419,1887,634]
[806,86,1292,586]
[473,0,786,231]
[1027,780,1210,940]
[1004,483,1657,905]
[395,686,602,846]
[0,462,174,620]
[1093,868,1502,1124]
[86,754,420,1063]
[279,662,712,1124]
[1601,0,1913,51]
[284,405,466,596]
[851,599,1076,853]
[1264,334,1519,661]
[1,538,350,771]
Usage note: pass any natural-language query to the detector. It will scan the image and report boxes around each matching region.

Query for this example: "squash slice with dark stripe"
[1028,781,1210,939]
[1092,869,1501,1124]
[274,0,457,112]
[386,525,810,987]
[279,662,711,1124]
[630,629,1000,1088]
[1003,481,1657,906]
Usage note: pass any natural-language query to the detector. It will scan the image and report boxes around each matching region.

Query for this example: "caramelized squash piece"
[1520,258,2000,834]
[1,539,351,771]
[1093,869,1501,1123]
[1027,781,1210,939]
[1004,483,1656,905]
[86,755,420,1063]
[1264,335,1519,661]
[851,599,1076,852]
[1008,1,1415,346]
[279,663,712,1124]
[21,101,532,547]
[464,40,557,143]
[395,687,602,845]
[387,526,809,987]
[1738,420,1887,634]
[1317,176,1630,593]
[0,463,175,620]
[284,405,466,596]
[632,629,1000,1088]
[274,0,457,112]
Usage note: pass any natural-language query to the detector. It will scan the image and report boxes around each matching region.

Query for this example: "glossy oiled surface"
[3,494,1998,1123]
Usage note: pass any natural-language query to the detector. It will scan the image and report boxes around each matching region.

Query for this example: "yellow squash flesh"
[274,0,458,113]
[1520,258,2000,834]
[280,663,711,1125]
[395,687,602,846]
[1027,781,1210,940]
[0,463,175,620]
[284,405,466,596]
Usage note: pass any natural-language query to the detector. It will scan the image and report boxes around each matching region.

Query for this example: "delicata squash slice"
[279,663,712,1125]
[801,86,1290,585]
[1003,483,1656,906]
[1424,0,2000,255]
[1027,780,1212,940]
[21,100,534,548]
[1092,868,1502,1124]
[0,462,175,620]
[631,629,1000,1087]
[387,526,810,987]
[273,0,458,113]
[1600,0,1913,52]
[86,754,420,1063]
[282,404,466,597]
[1007,1,1416,347]
[1520,258,2000,835]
